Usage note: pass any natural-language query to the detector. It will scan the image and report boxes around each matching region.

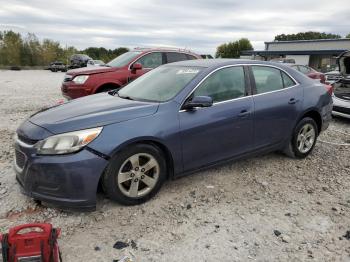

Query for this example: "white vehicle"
[86,59,105,67]
[332,51,350,119]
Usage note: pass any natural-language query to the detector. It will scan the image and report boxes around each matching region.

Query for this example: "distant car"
[332,51,350,119]
[289,64,326,84]
[200,54,214,59]
[325,70,342,85]
[87,60,105,67]
[61,48,201,100]
[49,61,67,72]
[15,59,332,209]
[69,54,92,69]
[270,58,296,64]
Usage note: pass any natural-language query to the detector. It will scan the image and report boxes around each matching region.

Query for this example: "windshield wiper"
[115,91,134,100]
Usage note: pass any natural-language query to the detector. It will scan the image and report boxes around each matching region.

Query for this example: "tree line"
[1,30,350,66]
[274,31,348,41]
[0,31,129,66]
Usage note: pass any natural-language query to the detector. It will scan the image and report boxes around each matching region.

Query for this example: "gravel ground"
[0,70,349,261]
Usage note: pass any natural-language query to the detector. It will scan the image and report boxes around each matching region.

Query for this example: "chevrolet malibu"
[15,60,333,210]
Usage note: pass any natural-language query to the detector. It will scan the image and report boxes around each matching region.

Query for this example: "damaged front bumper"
[14,133,109,211]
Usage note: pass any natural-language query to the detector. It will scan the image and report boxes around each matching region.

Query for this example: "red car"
[289,64,326,83]
[61,48,201,99]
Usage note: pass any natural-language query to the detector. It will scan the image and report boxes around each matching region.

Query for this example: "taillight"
[324,84,333,95]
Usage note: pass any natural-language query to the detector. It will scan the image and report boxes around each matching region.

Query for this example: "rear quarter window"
[282,72,296,87]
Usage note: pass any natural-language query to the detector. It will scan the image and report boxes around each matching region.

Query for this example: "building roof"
[264,38,350,44]
[242,49,347,56]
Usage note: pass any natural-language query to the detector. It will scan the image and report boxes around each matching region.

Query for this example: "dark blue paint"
[15,59,333,210]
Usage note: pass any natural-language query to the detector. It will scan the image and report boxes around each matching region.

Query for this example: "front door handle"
[238,110,250,117]
[288,98,299,104]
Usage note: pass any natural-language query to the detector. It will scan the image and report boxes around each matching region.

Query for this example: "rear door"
[250,65,302,149]
[179,66,254,171]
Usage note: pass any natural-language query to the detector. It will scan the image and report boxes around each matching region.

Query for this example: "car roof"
[132,47,199,56]
[167,59,291,69]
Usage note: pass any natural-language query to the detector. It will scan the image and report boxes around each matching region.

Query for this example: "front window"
[107,51,142,67]
[193,66,246,103]
[117,66,202,102]
[135,52,163,69]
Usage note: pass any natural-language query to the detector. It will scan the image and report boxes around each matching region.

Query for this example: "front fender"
[87,104,183,175]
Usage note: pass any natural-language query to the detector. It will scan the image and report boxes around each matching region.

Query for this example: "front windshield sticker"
[176,69,200,74]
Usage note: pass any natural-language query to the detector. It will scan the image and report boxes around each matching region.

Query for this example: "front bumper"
[61,82,92,100]
[14,137,109,211]
[332,96,350,119]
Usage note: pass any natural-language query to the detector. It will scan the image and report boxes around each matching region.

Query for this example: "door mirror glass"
[183,96,213,110]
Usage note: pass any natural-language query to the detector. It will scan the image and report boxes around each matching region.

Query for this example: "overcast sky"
[0,0,349,55]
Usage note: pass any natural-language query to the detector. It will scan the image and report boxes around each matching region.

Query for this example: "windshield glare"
[107,51,142,67]
[118,66,202,102]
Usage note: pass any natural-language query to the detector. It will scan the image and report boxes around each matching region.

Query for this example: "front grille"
[17,134,38,145]
[333,106,350,115]
[15,150,26,169]
[334,93,350,101]
[326,75,342,81]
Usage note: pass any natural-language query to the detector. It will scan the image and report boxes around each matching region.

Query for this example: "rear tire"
[284,117,318,159]
[102,144,167,205]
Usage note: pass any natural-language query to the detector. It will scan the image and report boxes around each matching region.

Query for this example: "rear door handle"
[288,98,299,104]
[238,110,250,117]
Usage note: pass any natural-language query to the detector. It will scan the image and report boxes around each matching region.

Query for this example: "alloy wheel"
[117,153,160,198]
[297,123,316,154]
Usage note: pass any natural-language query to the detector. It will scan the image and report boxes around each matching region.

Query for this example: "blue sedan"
[14,59,333,209]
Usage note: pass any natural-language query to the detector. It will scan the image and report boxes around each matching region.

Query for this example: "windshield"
[107,51,142,67]
[118,66,203,102]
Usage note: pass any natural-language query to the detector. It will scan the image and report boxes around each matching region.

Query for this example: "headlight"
[35,127,102,155]
[72,75,89,84]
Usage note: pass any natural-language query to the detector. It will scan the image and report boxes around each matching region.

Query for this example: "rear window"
[166,52,189,63]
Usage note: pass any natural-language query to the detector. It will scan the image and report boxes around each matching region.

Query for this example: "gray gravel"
[0,70,349,261]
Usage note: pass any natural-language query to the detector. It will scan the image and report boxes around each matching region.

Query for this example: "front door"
[179,66,254,172]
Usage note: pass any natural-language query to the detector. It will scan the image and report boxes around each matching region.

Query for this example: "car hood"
[67,66,120,76]
[29,93,159,134]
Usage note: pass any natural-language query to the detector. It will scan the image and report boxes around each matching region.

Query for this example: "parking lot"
[0,70,349,261]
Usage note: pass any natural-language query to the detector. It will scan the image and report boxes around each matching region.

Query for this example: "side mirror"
[182,96,213,110]
[131,63,142,72]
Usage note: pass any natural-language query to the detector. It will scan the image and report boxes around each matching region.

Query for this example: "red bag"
[0,223,62,262]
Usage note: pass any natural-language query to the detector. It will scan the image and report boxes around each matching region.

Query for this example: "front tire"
[284,117,318,158]
[102,144,167,205]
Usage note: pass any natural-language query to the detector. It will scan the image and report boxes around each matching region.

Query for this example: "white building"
[242,39,350,72]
